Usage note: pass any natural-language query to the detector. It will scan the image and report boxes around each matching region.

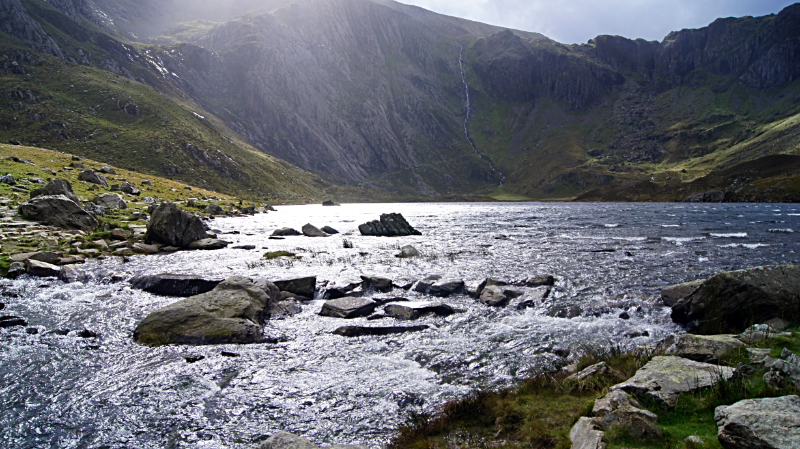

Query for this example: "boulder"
[187,238,230,250]
[671,265,800,334]
[0,316,27,328]
[10,251,60,265]
[130,274,222,297]
[324,282,362,299]
[58,265,86,283]
[715,396,800,449]
[333,325,429,337]
[30,178,79,203]
[93,193,127,209]
[395,245,419,258]
[414,275,442,293]
[98,166,116,175]
[322,200,335,206]
[595,408,662,440]
[7,262,26,279]
[656,333,744,363]
[512,286,551,309]
[204,204,226,216]
[761,349,800,389]
[129,212,148,221]
[358,213,421,236]
[84,202,105,216]
[661,279,704,307]
[77,170,109,187]
[110,228,133,240]
[267,300,302,320]
[120,182,140,196]
[429,279,465,297]
[321,226,339,234]
[592,390,645,417]
[475,278,507,297]
[302,224,328,237]
[274,277,316,299]
[257,431,318,449]
[144,202,208,248]
[133,276,277,345]
[611,356,735,407]
[384,302,455,320]
[25,259,60,277]
[0,174,16,185]
[319,297,377,319]
[521,275,555,287]
[18,195,98,232]
[569,417,606,449]
[360,275,392,292]
[565,362,623,382]
[272,227,301,236]
[479,285,523,307]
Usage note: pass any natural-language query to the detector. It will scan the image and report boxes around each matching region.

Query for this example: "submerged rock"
[479,285,523,307]
[671,265,800,334]
[395,245,419,258]
[715,395,800,449]
[333,325,429,337]
[319,297,377,319]
[133,276,277,346]
[384,302,455,320]
[18,195,99,232]
[358,213,421,236]
[144,202,207,248]
[274,276,316,299]
[130,274,222,297]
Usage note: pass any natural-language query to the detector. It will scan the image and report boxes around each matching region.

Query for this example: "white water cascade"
[458,43,506,186]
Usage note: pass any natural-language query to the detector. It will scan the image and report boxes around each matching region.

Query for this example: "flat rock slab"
[384,302,455,320]
[333,325,429,337]
[319,297,377,318]
[360,275,392,292]
[429,279,465,297]
[656,333,744,363]
[715,395,800,449]
[130,274,222,297]
[611,356,735,407]
[187,238,230,250]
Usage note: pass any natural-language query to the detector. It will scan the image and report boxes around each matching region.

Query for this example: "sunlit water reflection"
[1,202,798,448]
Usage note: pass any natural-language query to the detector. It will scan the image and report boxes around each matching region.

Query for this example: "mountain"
[1,0,799,201]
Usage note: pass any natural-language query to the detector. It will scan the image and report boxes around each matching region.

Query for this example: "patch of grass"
[262,251,298,260]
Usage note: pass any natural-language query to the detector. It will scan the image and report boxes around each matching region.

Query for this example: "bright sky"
[398,0,797,43]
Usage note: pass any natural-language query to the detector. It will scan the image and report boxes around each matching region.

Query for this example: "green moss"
[263,251,298,260]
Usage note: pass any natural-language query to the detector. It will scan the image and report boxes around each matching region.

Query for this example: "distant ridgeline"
[1,0,799,201]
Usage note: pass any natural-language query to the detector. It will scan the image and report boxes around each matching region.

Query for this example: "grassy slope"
[392,328,800,449]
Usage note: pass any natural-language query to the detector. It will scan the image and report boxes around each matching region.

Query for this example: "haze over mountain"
[1,0,799,201]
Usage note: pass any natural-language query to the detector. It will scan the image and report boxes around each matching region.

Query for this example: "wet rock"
[521,274,555,287]
[360,275,392,292]
[553,305,583,318]
[611,356,735,407]
[7,262,26,279]
[302,223,328,237]
[413,275,442,293]
[479,285,523,307]
[358,213,421,236]
[30,178,79,203]
[257,431,317,449]
[324,282,361,299]
[715,395,800,449]
[232,245,256,250]
[565,362,623,382]
[384,302,455,320]
[319,297,377,319]
[187,238,230,250]
[26,327,38,334]
[661,279,703,307]
[10,251,60,265]
[272,227,301,236]
[267,300,302,320]
[552,346,570,357]
[274,277,316,299]
[134,276,277,345]
[475,278,507,298]
[59,265,86,283]
[204,204,226,216]
[77,170,109,187]
[93,193,127,209]
[671,265,800,334]
[0,316,27,328]
[130,274,222,297]
[395,245,419,258]
[656,333,744,363]
[185,354,205,363]
[429,279,465,297]
[78,329,98,338]
[132,243,158,254]
[321,226,339,234]
[18,195,99,232]
[25,259,60,277]
[322,200,335,206]
[145,202,208,248]
[333,325,429,337]
[569,417,605,449]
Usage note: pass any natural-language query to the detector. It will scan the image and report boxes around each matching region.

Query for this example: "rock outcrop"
[144,202,208,248]
[18,195,98,232]
[358,213,421,236]
[133,276,278,345]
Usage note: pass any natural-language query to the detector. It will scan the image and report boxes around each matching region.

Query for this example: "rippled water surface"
[2,202,799,448]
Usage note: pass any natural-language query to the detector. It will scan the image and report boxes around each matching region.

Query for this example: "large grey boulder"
[592,390,644,417]
[30,178,79,203]
[358,213,421,236]
[611,356,735,407]
[144,202,208,248]
[272,227,301,236]
[656,333,744,363]
[133,276,277,345]
[661,279,704,307]
[414,275,442,293]
[302,223,328,237]
[384,302,455,320]
[429,279,465,297]
[569,417,606,449]
[671,265,800,334]
[93,192,127,209]
[18,195,98,232]
[77,169,109,187]
[715,395,800,449]
[360,275,392,292]
[274,276,316,299]
[319,297,377,318]
[25,259,60,277]
[204,204,226,216]
[187,238,230,250]
[130,274,222,297]
[479,285,523,307]
[120,182,140,196]
[321,226,339,235]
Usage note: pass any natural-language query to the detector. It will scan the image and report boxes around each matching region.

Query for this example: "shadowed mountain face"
[2,0,800,200]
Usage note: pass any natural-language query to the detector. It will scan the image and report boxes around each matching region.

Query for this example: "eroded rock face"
[18,194,98,232]
[611,356,735,407]
[358,213,421,236]
[715,395,800,449]
[133,276,277,345]
[671,265,800,334]
[656,333,744,363]
[30,178,79,203]
[144,202,208,248]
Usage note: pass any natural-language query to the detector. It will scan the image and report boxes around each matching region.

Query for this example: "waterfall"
[458,44,506,186]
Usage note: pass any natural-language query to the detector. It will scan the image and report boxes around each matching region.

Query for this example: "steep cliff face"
[0,0,62,57]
